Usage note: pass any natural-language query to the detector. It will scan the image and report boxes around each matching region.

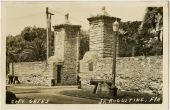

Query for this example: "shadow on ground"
[60,89,162,104]
[6,85,162,104]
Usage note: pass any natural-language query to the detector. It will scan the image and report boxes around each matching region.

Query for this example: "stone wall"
[9,62,50,86]
[116,56,163,94]
[8,55,163,93]
[79,56,163,94]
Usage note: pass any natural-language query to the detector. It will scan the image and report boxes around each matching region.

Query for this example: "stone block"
[80,56,163,95]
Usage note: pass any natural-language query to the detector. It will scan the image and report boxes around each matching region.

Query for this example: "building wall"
[79,56,163,94]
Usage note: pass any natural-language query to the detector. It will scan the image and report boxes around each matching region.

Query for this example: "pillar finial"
[102,6,106,11]
[101,6,108,16]
[65,13,70,24]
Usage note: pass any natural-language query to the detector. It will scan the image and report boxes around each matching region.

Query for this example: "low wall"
[80,56,163,95]
[116,56,162,94]
[8,62,50,86]
[8,56,163,95]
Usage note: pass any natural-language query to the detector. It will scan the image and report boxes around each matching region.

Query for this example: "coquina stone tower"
[87,7,121,58]
[47,14,81,85]
[79,7,121,91]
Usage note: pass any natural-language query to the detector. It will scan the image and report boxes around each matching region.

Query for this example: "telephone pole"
[46,7,54,64]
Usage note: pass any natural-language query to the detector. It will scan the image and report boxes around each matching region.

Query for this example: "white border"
[0,1,169,110]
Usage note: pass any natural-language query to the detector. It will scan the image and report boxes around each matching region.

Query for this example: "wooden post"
[49,15,51,57]
[12,62,14,75]
[46,7,54,64]
[46,7,49,64]
[132,46,135,57]
[76,31,80,84]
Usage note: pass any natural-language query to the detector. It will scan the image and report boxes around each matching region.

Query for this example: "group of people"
[7,74,20,84]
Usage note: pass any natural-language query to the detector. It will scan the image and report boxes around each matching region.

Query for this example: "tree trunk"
[132,46,135,57]
[6,62,10,74]
[12,62,14,75]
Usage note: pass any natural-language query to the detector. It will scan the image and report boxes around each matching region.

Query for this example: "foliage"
[118,6,163,57]
[118,7,163,57]
[6,7,163,65]
[6,26,51,63]
[140,7,163,31]
[19,38,46,62]
[135,32,155,56]
[118,21,141,57]
[79,30,89,60]
[7,26,88,62]
[137,7,163,56]
[119,21,141,38]
[21,26,46,42]
[6,35,25,62]
[6,35,26,74]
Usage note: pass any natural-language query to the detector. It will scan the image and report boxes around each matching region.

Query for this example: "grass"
[60,89,162,104]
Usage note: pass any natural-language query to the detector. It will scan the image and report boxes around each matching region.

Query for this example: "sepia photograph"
[0,1,169,110]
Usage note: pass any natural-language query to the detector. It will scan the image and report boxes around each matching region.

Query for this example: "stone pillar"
[53,28,65,62]
[53,15,81,85]
[87,7,120,58]
[80,7,121,95]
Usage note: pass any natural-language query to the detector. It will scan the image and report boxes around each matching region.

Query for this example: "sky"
[3,1,150,36]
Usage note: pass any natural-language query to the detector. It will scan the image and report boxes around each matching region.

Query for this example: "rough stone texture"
[49,24,81,85]
[54,29,65,61]
[83,13,120,96]
[9,56,163,94]
[116,56,163,94]
[9,62,50,86]
[81,12,162,95]
[79,56,163,95]
[8,24,81,86]
[88,16,118,58]
[61,26,80,85]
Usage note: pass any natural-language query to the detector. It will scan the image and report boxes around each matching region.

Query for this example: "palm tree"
[139,7,163,55]
[20,38,46,62]
[140,7,163,35]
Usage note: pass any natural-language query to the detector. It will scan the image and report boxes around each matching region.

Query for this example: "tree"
[19,38,46,62]
[6,52,17,75]
[6,35,24,74]
[118,21,142,57]
[20,26,54,61]
[6,26,55,75]
[21,26,47,42]
[6,26,52,62]
[138,7,163,56]
[140,7,163,31]
[79,30,89,60]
